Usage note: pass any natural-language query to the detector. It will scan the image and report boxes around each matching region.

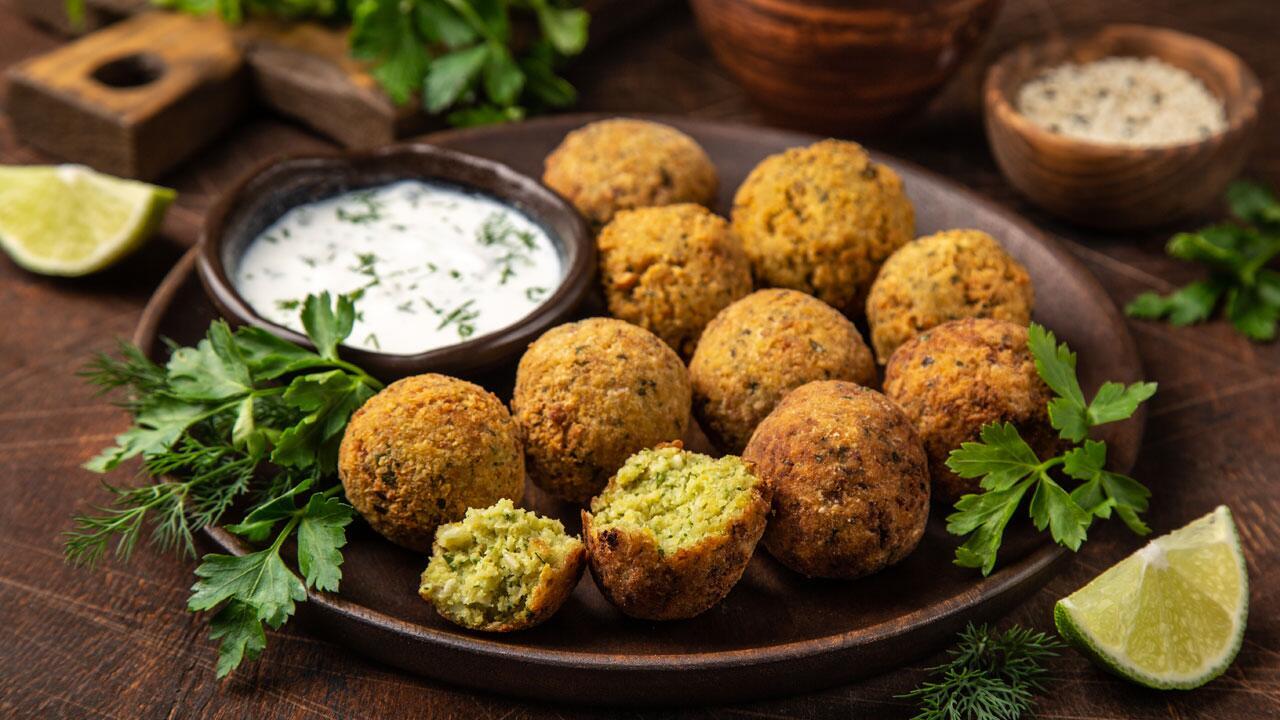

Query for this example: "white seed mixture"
[1016,56,1227,146]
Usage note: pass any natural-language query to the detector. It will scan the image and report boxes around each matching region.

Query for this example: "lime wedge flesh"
[1055,505,1248,689]
[0,165,174,276]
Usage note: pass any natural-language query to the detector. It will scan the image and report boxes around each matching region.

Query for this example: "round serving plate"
[135,114,1146,705]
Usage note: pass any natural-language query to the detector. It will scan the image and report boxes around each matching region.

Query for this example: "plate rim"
[135,113,1145,682]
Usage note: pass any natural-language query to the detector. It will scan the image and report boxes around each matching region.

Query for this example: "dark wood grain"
[984,24,1262,229]
[1,0,1278,717]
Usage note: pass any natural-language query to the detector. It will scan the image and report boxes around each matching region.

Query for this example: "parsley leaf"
[209,601,267,678]
[424,44,490,113]
[945,323,1156,574]
[1126,180,1280,341]
[296,494,354,592]
[301,292,356,361]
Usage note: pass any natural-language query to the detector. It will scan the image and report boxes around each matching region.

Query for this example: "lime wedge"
[1055,505,1248,689]
[0,164,175,276]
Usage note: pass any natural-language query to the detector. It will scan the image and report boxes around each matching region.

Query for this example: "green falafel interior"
[590,446,761,556]
[420,499,583,630]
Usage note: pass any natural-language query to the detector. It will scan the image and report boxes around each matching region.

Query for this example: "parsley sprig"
[945,323,1157,575]
[67,293,381,677]
[126,0,590,127]
[1126,181,1280,341]
[900,624,1063,720]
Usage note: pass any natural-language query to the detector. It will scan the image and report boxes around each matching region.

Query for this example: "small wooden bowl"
[690,0,1003,135]
[196,144,595,382]
[984,24,1262,230]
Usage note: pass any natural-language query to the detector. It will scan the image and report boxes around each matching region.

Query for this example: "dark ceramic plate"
[136,115,1146,705]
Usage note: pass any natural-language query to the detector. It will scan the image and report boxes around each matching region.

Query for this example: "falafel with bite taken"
[744,380,930,579]
[883,318,1060,503]
[731,139,914,314]
[598,203,753,358]
[583,443,770,620]
[689,288,876,453]
[338,374,524,553]
[866,229,1034,363]
[512,318,691,504]
[543,119,718,228]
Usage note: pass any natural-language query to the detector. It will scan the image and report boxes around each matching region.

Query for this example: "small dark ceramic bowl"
[197,144,594,381]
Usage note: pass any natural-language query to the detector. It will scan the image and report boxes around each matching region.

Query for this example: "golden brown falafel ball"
[731,139,915,314]
[883,318,1059,503]
[543,119,718,227]
[866,229,1034,363]
[338,374,524,553]
[689,288,876,453]
[744,380,930,579]
[598,204,753,358]
[512,318,691,503]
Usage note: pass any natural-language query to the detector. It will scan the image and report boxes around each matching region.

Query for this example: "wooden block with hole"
[6,12,250,180]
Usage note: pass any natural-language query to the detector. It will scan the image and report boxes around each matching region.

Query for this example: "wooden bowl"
[196,144,595,383]
[984,24,1262,230]
[689,0,1003,135]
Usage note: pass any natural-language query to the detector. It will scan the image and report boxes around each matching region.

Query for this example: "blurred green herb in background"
[1126,181,1280,341]
[65,0,588,127]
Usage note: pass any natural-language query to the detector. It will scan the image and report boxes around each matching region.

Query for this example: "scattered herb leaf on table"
[946,323,1157,575]
[1126,180,1280,341]
[66,292,382,677]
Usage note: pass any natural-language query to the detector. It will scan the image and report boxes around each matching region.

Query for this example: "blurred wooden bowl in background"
[690,0,1003,135]
[983,24,1262,231]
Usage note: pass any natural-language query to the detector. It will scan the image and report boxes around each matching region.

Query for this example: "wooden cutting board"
[7,0,674,178]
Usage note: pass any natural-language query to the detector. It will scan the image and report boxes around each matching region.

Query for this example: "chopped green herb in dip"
[234,180,563,354]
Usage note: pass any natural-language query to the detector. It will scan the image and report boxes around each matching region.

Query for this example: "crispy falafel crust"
[581,472,770,621]
[512,318,691,503]
[338,374,524,553]
[744,380,930,579]
[689,288,876,454]
[598,204,753,358]
[542,119,718,227]
[518,543,588,631]
[867,229,1034,363]
[731,139,914,314]
[883,318,1060,503]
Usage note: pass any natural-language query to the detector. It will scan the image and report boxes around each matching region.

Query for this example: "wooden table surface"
[1,0,1277,717]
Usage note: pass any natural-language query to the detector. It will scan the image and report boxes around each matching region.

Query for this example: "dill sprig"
[900,624,1063,720]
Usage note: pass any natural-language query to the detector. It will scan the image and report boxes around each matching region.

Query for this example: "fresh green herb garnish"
[1126,181,1280,341]
[67,293,382,677]
[275,298,302,311]
[114,0,590,127]
[438,298,479,338]
[900,624,1063,720]
[946,323,1156,575]
[478,212,535,284]
[336,193,384,224]
[525,286,548,302]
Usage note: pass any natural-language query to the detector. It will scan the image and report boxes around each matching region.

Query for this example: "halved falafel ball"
[339,374,524,553]
[866,229,1034,363]
[543,119,718,228]
[582,443,770,620]
[883,318,1059,503]
[731,139,915,314]
[512,318,691,504]
[598,204,753,358]
[689,288,876,453]
[744,381,930,579]
[419,499,586,632]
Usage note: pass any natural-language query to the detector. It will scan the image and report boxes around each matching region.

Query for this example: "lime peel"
[0,164,175,277]
[1055,505,1248,690]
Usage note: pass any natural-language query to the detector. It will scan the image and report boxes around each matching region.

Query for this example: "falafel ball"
[339,374,525,553]
[866,229,1034,363]
[743,380,930,579]
[543,119,718,227]
[731,139,915,314]
[583,443,770,620]
[598,204,753,358]
[689,288,876,453]
[883,318,1059,503]
[512,318,691,503]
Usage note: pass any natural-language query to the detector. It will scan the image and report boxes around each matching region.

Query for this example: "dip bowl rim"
[196,142,595,381]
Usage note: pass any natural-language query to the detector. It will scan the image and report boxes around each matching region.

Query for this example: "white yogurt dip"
[233,180,563,355]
